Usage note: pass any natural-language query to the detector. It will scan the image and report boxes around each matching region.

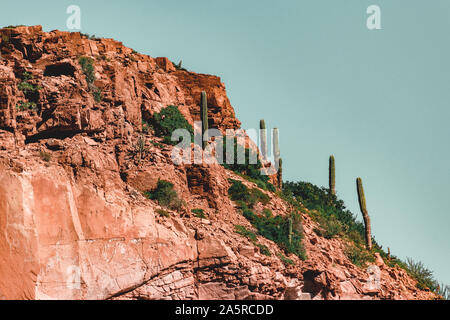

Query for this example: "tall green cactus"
[201,91,208,149]
[278,158,283,189]
[329,155,336,195]
[273,128,281,188]
[356,177,372,250]
[260,119,267,160]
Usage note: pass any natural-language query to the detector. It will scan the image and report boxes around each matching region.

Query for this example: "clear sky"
[1,0,449,285]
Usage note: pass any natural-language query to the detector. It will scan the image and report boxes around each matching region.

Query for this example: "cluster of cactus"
[259,120,283,188]
[356,177,372,250]
[327,156,373,250]
[201,91,208,149]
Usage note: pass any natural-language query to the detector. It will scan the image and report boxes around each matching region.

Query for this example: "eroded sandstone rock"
[0,26,438,300]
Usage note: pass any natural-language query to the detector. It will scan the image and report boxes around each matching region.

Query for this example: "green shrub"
[256,243,271,256]
[17,72,41,96]
[277,252,295,266]
[144,180,183,211]
[250,188,270,206]
[234,198,306,261]
[39,150,51,162]
[234,225,258,242]
[93,89,103,102]
[22,72,33,81]
[151,105,193,145]
[228,179,252,203]
[18,82,37,94]
[313,215,344,239]
[156,209,170,218]
[253,211,306,260]
[284,181,374,249]
[80,33,99,40]
[436,284,450,300]
[131,135,149,163]
[78,56,96,84]
[234,225,271,256]
[150,140,165,149]
[345,245,374,268]
[405,258,437,291]
[192,208,207,219]
[16,101,37,112]
[228,179,270,209]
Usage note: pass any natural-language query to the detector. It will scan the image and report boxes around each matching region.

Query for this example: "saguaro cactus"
[273,128,280,168]
[356,177,372,250]
[260,119,267,161]
[329,155,336,195]
[201,91,208,149]
[278,158,283,189]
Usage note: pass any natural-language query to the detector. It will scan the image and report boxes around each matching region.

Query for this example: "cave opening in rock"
[44,62,76,77]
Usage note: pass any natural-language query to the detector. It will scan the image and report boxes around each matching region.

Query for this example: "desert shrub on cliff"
[192,208,207,219]
[284,180,448,295]
[252,211,306,260]
[437,284,450,300]
[144,179,184,211]
[345,244,375,268]
[393,258,449,296]
[405,258,438,291]
[234,225,258,242]
[234,225,271,257]
[93,89,103,102]
[18,81,41,94]
[284,181,369,245]
[131,135,149,163]
[17,72,41,107]
[277,252,295,266]
[229,180,306,260]
[156,209,170,218]
[151,105,194,145]
[78,56,103,102]
[313,215,344,239]
[39,150,52,162]
[16,101,37,112]
[228,179,270,209]
[78,56,95,84]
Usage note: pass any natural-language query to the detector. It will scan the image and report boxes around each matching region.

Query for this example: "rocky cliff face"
[0,26,437,300]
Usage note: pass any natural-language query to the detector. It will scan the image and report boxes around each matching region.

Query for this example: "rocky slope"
[0,25,437,300]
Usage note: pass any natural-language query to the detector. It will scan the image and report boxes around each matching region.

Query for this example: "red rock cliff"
[0,26,437,300]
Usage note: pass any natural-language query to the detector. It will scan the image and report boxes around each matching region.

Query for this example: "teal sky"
[1,0,449,285]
